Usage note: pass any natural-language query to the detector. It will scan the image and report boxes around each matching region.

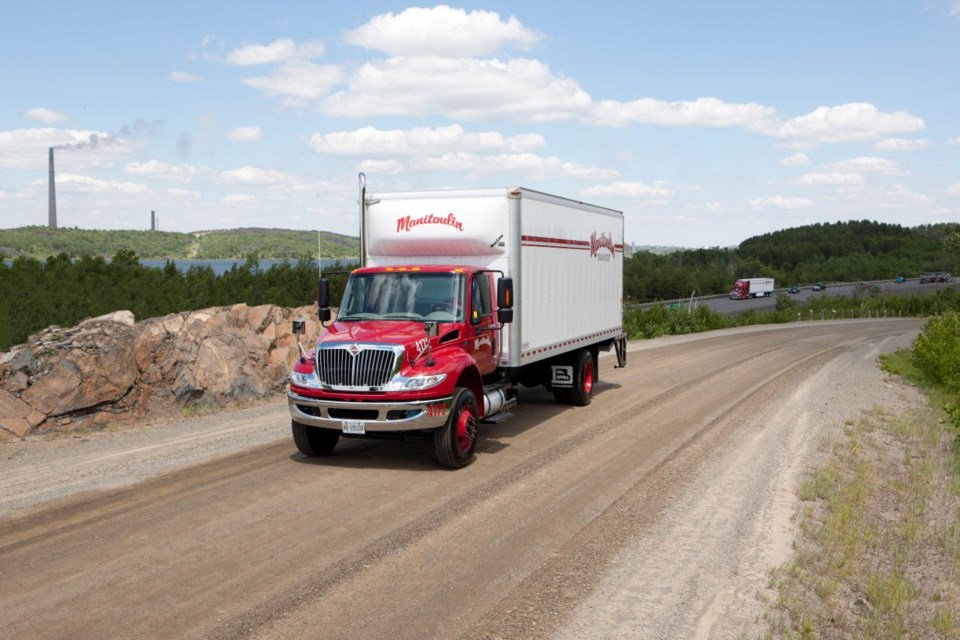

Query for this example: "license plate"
[342,420,366,434]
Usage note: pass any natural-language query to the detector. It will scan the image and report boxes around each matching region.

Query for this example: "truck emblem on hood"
[349,343,361,357]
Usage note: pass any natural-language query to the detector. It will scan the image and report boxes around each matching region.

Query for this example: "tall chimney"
[151,210,156,231]
[48,147,58,229]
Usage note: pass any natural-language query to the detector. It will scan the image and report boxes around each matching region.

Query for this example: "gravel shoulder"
[551,328,924,639]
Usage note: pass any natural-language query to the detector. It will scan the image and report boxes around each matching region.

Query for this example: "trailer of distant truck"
[728,278,775,300]
[287,177,627,468]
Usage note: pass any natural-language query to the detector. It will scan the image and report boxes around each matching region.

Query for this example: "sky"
[1,1,959,249]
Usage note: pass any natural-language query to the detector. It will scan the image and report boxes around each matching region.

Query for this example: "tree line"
[0,226,358,260]
[625,220,959,301]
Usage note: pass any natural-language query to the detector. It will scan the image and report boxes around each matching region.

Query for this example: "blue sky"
[1,1,958,248]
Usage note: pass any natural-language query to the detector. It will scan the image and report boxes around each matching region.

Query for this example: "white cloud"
[321,57,590,122]
[56,173,147,194]
[221,166,294,184]
[876,184,933,206]
[229,126,263,142]
[413,152,618,179]
[582,181,674,198]
[243,61,343,105]
[749,196,813,209]
[687,201,722,211]
[344,6,541,57]
[823,156,903,174]
[223,194,257,203]
[590,96,777,131]
[947,183,960,197]
[781,152,809,166]
[949,136,960,145]
[951,1,960,17]
[358,159,404,175]
[777,103,924,144]
[169,71,201,83]
[166,188,203,199]
[801,172,865,186]
[875,137,929,151]
[225,38,325,65]
[125,160,206,181]
[24,108,66,124]
[310,124,544,156]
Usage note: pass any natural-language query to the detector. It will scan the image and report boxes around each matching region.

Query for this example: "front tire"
[434,388,479,469]
[292,420,340,456]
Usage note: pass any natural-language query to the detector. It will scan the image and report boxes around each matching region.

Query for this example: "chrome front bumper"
[287,391,454,432]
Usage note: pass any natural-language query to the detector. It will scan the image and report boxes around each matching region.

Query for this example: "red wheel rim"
[584,359,594,395]
[456,406,477,453]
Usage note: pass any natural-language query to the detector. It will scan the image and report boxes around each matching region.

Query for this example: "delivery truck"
[729,277,775,300]
[288,176,627,468]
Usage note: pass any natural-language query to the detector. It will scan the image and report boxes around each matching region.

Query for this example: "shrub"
[913,312,960,392]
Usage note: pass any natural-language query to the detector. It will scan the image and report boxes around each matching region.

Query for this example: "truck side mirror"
[497,277,513,324]
[318,278,331,323]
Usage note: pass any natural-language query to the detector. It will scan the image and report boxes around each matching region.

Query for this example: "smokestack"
[151,210,156,231]
[48,147,58,229]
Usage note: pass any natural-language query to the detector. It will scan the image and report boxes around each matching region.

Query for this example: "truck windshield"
[337,272,466,322]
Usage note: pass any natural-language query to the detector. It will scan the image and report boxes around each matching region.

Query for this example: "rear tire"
[292,420,340,456]
[569,349,595,406]
[434,388,479,469]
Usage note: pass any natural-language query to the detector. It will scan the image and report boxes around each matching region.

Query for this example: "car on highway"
[894,276,906,284]
[812,283,826,291]
[787,286,800,294]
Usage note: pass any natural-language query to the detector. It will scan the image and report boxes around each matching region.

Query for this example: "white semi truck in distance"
[729,277,775,300]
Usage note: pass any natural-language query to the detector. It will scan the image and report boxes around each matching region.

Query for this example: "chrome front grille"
[315,344,400,389]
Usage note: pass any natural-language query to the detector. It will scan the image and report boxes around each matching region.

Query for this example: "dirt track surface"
[0,319,923,639]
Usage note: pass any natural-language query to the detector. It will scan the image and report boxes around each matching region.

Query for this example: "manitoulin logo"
[590,231,616,258]
[396,213,464,233]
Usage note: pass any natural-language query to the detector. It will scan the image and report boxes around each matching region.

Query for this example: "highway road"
[654,277,960,316]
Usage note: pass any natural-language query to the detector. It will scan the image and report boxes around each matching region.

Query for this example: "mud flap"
[614,336,627,369]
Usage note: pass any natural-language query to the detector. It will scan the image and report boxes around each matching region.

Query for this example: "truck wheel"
[434,388,479,469]
[292,420,340,456]
[569,349,595,407]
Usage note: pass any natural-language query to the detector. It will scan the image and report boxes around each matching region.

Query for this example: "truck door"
[468,272,497,375]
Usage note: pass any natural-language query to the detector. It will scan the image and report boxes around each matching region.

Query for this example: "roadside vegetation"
[764,313,960,638]
[625,289,960,340]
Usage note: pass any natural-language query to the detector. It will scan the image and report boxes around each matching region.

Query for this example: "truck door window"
[471,274,492,324]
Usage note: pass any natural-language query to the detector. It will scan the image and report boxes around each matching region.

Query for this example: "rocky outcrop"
[0,304,320,440]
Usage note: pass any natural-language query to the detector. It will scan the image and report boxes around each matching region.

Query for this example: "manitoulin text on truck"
[288,175,628,468]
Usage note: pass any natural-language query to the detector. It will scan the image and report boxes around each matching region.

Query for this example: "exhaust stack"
[48,147,58,229]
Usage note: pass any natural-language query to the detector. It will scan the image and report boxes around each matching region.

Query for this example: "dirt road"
[0,319,923,639]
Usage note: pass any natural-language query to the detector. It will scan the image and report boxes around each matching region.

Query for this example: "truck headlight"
[401,373,447,391]
[291,371,321,388]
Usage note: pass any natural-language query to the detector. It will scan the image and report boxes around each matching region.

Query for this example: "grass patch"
[180,401,222,418]
[766,399,960,638]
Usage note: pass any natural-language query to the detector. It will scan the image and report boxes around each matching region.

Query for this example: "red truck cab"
[288,265,513,468]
